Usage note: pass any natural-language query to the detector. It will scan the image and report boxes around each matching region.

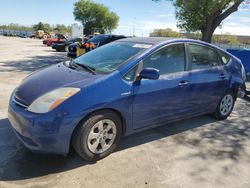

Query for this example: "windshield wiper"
[69,60,96,75]
[75,62,96,75]
[68,60,83,70]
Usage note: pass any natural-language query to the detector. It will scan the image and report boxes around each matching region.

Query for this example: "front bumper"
[8,96,77,154]
[52,44,57,49]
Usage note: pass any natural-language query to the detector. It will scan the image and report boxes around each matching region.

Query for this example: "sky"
[0,0,250,36]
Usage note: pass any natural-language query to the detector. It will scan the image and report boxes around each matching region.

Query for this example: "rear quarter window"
[218,51,231,65]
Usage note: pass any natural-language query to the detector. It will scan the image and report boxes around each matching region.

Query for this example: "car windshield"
[74,41,152,74]
[88,35,109,43]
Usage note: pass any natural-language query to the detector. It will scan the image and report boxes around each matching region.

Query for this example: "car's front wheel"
[72,111,122,161]
[214,91,235,120]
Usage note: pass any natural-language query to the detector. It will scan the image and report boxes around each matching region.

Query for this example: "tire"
[214,91,235,120]
[72,111,122,161]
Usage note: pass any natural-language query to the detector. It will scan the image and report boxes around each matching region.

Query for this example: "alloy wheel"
[87,119,117,154]
[220,94,233,116]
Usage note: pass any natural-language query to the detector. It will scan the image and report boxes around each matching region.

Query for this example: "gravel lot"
[0,36,250,188]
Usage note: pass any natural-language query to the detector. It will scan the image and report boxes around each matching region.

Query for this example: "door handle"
[219,74,226,79]
[179,81,189,87]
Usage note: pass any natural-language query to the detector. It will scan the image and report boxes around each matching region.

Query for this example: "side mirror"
[139,68,160,80]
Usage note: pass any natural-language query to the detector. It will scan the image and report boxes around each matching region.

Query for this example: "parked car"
[3,30,15,37]
[43,34,66,46]
[67,42,82,58]
[16,31,28,38]
[67,34,126,58]
[27,31,36,38]
[8,37,246,161]
[52,37,83,52]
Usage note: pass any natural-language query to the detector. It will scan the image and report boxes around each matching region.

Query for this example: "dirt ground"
[0,36,250,188]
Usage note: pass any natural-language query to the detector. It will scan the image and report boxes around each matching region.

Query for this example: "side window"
[143,43,185,75]
[218,50,231,65]
[189,44,219,70]
[123,65,138,81]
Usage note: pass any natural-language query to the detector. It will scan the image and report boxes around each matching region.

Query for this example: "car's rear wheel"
[72,111,122,161]
[214,91,235,120]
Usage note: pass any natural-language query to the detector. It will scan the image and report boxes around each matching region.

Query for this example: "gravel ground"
[0,36,250,188]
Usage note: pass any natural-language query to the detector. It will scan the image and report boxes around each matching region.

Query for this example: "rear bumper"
[8,95,77,154]
[67,52,77,58]
[54,45,66,51]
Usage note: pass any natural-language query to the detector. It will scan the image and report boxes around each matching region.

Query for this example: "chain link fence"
[213,43,250,50]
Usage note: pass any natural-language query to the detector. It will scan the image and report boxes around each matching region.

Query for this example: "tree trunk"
[200,0,244,43]
[201,30,213,43]
[201,19,217,43]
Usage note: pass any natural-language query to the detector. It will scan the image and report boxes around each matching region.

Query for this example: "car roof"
[117,37,231,52]
[88,34,126,42]
[118,37,217,45]
[118,37,179,45]
[116,37,234,56]
[94,34,126,37]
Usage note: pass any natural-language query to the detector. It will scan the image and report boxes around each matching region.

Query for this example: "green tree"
[43,23,52,32]
[150,28,182,37]
[54,24,69,33]
[73,0,119,35]
[0,23,33,31]
[103,12,119,33]
[33,22,44,31]
[154,0,247,43]
[33,22,52,32]
[0,23,71,34]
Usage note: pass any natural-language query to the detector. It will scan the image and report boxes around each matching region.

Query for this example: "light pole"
[133,17,136,37]
[218,24,223,45]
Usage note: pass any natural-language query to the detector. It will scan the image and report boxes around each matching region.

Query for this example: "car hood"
[14,62,104,106]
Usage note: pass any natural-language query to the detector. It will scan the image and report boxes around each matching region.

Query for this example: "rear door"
[186,43,230,113]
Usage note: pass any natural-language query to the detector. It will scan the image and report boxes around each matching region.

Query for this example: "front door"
[132,43,191,129]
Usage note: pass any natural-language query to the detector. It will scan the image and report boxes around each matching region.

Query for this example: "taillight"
[90,43,96,49]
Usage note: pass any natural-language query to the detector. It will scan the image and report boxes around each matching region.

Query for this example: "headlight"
[27,87,80,113]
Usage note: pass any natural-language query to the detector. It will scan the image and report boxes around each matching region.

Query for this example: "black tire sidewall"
[73,111,122,161]
[214,91,235,120]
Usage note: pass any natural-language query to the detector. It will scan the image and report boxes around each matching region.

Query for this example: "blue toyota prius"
[8,37,246,160]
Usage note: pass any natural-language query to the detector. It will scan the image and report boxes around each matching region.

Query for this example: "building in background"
[71,23,83,38]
